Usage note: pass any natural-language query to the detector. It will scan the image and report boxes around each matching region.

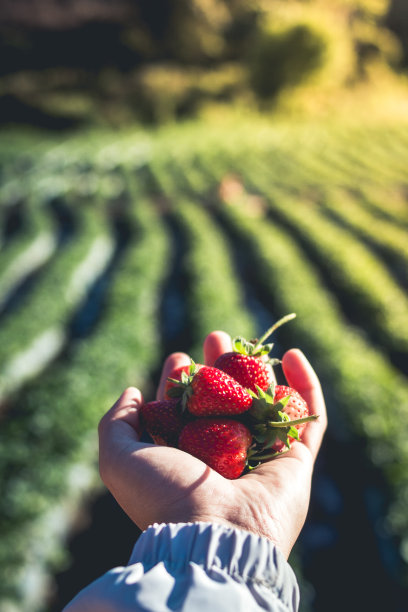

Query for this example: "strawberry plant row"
[0,204,114,397]
[216,201,408,571]
[324,123,408,185]
[173,145,408,368]
[0,199,58,311]
[151,121,408,232]
[148,158,255,358]
[234,167,408,372]
[317,187,408,289]
[263,122,408,191]
[171,198,255,356]
[0,191,170,610]
[222,122,408,206]
[357,185,408,228]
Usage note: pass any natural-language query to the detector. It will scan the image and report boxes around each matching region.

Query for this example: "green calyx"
[232,313,296,359]
[246,444,286,470]
[166,360,199,411]
[248,383,318,452]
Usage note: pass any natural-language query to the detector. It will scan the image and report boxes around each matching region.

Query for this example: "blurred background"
[0,1,408,611]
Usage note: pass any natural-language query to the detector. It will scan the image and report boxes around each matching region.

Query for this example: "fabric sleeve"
[63,522,300,612]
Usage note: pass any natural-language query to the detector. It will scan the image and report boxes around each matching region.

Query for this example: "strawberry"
[178,418,253,479]
[249,382,317,453]
[164,362,203,400]
[214,314,296,393]
[214,352,273,394]
[140,398,188,447]
[168,364,252,416]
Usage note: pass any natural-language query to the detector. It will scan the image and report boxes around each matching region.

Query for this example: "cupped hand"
[98,332,327,559]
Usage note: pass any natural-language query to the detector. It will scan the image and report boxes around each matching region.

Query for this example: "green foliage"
[0,0,406,125]
[149,156,255,358]
[249,22,327,99]
[0,199,57,299]
[241,178,408,360]
[0,186,170,607]
[217,199,408,549]
[0,204,112,392]
[0,116,408,609]
[318,187,408,288]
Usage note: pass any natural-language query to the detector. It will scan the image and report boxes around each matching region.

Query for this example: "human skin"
[98,331,327,559]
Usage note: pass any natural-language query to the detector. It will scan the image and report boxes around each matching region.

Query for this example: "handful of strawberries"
[140,314,318,479]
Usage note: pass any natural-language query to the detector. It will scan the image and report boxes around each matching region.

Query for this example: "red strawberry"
[214,352,272,394]
[140,398,188,447]
[168,365,252,416]
[214,314,296,393]
[178,418,253,479]
[164,362,203,400]
[270,385,311,451]
[249,383,317,453]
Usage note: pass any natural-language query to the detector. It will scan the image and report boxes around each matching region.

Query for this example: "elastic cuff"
[129,522,299,611]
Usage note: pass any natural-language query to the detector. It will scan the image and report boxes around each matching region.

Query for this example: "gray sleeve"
[63,522,300,612]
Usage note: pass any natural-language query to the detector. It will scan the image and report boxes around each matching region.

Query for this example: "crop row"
[212,155,408,372]
[317,187,408,288]
[155,123,408,233]
[149,157,254,357]
[357,184,408,228]
[214,200,408,570]
[0,203,115,402]
[271,122,408,189]
[325,124,408,183]
[151,139,408,374]
[0,183,170,610]
[0,198,58,311]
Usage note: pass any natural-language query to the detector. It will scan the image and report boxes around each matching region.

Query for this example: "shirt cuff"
[63,522,300,612]
[129,522,300,611]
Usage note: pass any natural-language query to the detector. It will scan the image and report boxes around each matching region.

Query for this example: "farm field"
[1,116,408,612]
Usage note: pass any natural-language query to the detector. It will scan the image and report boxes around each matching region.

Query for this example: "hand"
[98,332,327,559]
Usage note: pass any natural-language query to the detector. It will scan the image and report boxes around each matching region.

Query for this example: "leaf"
[262,430,279,449]
[166,386,183,398]
[248,397,271,420]
[232,336,255,355]
[253,431,268,444]
[276,428,291,449]
[266,382,276,398]
[287,426,300,440]
[189,361,197,375]
[256,342,274,356]
[255,385,266,399]
[275,395,291,411]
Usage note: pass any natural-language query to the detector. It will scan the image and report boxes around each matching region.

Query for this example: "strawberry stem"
[266,414,319,428]
[252,313,296,353]
[247,447,289,467]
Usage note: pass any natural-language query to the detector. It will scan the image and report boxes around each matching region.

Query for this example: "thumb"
[98,387,145,489]
[99,386,143,436]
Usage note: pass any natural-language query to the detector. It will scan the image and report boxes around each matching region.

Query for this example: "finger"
[98,387,145,485]
[203,331,232,366]
[156,352,192,400]
[281,349,327,460]
[99,386,143,434]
